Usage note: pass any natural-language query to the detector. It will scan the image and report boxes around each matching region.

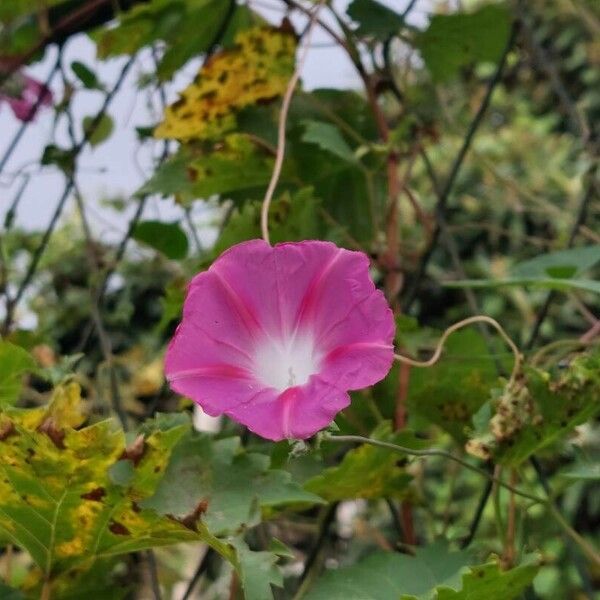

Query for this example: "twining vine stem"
[393,315,522,385]
[260,1,324,244]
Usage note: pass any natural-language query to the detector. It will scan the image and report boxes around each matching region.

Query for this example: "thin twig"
[181,548,215,600]
[0,56,60,175]
[77,1,236,353]
[260,0,324,244]
[402,21,519,311]
[2,55,135,334]
[460,474,494,549]
[526,176,597,349]
[292,503,338,600]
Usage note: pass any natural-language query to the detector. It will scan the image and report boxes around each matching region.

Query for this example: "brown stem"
[41,579,51,600]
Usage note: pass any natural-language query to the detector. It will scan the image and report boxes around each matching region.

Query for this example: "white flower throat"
[253,334,321,391]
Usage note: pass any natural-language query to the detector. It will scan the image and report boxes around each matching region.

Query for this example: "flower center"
[253,334,321,391]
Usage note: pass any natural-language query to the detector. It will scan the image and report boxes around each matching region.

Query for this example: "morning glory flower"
[0,71,52,122]
[165,240,395,440]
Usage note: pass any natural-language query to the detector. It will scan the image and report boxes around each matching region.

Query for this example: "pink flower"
[165,240,395,441]
[0,72,52,122]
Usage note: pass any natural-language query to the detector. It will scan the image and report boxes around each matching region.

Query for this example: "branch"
[402,21,519,312]
[2,55,135,334]
[0,0,143,86]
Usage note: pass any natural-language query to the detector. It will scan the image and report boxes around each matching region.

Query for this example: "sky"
[0,0,432,243]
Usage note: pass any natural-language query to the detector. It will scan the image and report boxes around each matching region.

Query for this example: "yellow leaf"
[154,26,296,141]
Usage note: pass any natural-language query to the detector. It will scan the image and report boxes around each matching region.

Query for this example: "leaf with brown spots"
[466,348,600,466]
[154,26,296,141]
[0,385,236,598]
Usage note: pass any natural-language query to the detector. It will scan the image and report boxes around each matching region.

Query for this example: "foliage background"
[0,0,599,599]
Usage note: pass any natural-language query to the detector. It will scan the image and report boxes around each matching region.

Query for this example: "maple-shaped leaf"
[154,26,296,141]
[0,383,235,598]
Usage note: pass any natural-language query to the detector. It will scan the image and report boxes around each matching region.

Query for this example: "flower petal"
[165,239,395,440]
[212,239,342,338]
[225,376,350,441]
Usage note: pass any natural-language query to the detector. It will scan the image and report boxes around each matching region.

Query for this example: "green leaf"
[511,245,600,278]
[304,422,420,501]
[142,432,323,536]
[232,539,283,600]
[0,384,236,596]
[416,5,511,82]
[155,0,234,81]
[448,246,600,294]
[0,341,35,407]
[0,0,64,23]
[444,277,600,294]
[83,114,114,147]
[157,280,185,331]
[467,349,600,466]
[433,556,539,600]
[305,544,469,600]
[132,221,189,260]
[0,582,24,600]
[140,134,278,204]
[93,0,188,60]
[302,120,357,163]
[71,61,101,90]
[346,0,405,38]
[214,189,325,254]
[559,463,600,481]
[408,330,505,444]
[306,546,539,600]
[41,144,75,174]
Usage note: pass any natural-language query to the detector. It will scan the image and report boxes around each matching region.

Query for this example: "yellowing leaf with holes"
[154,26,296,141]
[0,383,234,598]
